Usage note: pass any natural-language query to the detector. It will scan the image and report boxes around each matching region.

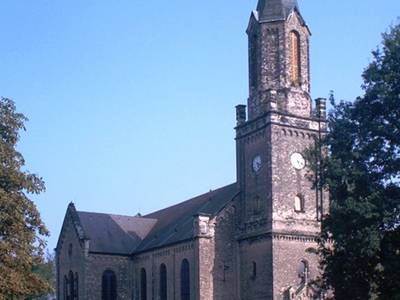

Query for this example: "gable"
[56,203,87,254]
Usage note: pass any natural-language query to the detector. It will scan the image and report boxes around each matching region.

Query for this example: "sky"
[0,0,399,251]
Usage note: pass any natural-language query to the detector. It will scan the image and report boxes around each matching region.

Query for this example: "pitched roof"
[61,183,239,255]
[256,0,299,22]
[77,211,157,255]
[136,183,239,252]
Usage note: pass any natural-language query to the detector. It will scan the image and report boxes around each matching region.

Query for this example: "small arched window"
[159,264,167,300]
[68,244,73,258]
[294,194,305,212]
[180,259,190,300]
[298,260,310,284]
[253,195,261,215]
[140,268,147,300]
[290,31,301,84]
[102,270,117,300]
[251,261,257,279]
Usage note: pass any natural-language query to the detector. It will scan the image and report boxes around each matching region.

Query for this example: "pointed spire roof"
[256,0,299,22]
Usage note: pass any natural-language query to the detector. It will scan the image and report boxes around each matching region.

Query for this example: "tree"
[0,98,51,299]
[30,252,56,300]
[311,23,400,300]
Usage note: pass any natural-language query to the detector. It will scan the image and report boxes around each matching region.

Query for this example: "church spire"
[256,0,299,23]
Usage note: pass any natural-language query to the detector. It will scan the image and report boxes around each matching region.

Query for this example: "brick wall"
[56,213,86,300]
[84,254,131,300]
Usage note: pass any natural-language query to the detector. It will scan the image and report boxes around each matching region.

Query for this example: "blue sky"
[0,0,399,251]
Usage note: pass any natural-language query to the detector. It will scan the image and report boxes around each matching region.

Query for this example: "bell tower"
[235,1,327,299]
[247,0,312,119]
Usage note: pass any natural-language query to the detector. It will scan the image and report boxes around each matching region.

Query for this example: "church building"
[56,0,329,299]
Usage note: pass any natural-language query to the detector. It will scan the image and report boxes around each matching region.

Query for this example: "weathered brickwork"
[210,203,239,300]
[57,213,86,300]
[132,242,196,300]
[272,236,320,299]
[56,1,328,299]
[239,237,273,300]
[84,254,131,300]
[57,212,131,300]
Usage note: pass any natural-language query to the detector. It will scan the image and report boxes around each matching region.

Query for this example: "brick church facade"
[56,0,329,299]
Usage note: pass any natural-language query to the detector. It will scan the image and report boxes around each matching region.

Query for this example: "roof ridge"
[77,210,152,219]
[144,182,236,218]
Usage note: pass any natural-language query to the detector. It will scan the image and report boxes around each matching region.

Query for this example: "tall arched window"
[159,264,167,300]
[102,270,117,300]
[290,31,301,84]
[180,259,190,300]
[64,275,68,300]
[140,268,147,300]
[74,273,79,300]
[68,271,74,300]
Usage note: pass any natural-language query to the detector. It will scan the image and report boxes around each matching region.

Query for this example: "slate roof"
[65,183,239,255]
[77,211,157,255]
[136,183,239,252]
[256,0,299,22]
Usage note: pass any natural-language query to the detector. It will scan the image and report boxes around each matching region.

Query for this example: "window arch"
[253,195,261,215]
[64,275,68,300]
[180,259,190,300]
[102,270,117,300]
[290,31,301,84]
[298,260,310,283]
[140,268,147,300]
[68,244,73,258]
[159,264,167,300]
[69,271,74,300]
[294,194,305,212]
[251,261,257,279]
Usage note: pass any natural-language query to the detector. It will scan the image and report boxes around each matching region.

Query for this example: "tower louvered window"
[180,259,190,300]
[102,270,117,300]
[290,31,301,84]
[250,34,258,88]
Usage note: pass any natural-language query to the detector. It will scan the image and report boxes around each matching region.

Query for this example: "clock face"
[252,155,262,173]
[290,153,306,170]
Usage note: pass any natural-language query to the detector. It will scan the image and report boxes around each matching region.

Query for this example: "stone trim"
[89,251,131,257]
[235,108,326,131]
[237,231,319,244]
[133,240,195,261]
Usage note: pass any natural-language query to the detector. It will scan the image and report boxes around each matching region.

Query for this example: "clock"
[252,155,262,173]
[290,152,305,170]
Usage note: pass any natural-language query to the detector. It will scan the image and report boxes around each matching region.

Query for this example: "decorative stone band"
[235,109,327,140]
[236,231,319,244]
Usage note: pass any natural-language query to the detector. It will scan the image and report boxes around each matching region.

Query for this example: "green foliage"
[0,98,51,299]
[310,23,400,300]
[29,252,55,300]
